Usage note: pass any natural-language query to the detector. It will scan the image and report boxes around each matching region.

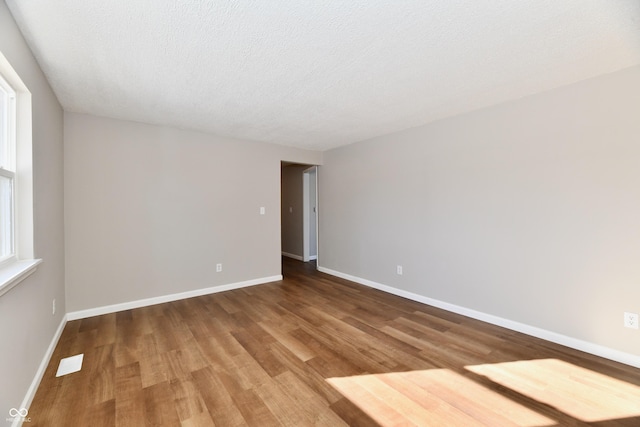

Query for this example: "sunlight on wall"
[327,359,640,426]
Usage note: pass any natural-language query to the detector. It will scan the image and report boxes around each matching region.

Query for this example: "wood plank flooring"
[27,258,640,426]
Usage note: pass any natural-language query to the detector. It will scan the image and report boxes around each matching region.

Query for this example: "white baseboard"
[67,275,282,321]
[282,252,316,261]
[317,265,640,369]
[281,252,303,261]
[14,314,67,427]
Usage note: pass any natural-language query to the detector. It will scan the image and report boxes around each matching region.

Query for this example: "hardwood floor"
[28,258,640,426]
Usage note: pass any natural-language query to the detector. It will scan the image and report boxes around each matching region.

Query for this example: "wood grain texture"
[27,258,640,426]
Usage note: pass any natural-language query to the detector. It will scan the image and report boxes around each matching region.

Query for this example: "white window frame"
[0,52,40,297]
[0,72,17,266]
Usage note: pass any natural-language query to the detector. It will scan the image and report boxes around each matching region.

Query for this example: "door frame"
[302,166,318,262]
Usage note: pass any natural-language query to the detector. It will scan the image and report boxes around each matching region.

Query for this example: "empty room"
[1,1,640,426]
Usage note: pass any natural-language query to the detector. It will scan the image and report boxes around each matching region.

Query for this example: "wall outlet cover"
[624,312,639,329]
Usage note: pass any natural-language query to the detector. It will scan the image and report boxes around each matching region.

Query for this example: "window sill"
[0,259,42,297]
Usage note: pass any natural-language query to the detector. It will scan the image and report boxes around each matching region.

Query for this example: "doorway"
[281,163,318,264]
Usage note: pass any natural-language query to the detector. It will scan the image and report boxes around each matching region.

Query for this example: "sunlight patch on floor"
[327,368,555,427]
[466,358,640,423]
[327,359,640,426]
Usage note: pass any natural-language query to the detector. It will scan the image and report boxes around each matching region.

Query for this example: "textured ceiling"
[6,1,640,150]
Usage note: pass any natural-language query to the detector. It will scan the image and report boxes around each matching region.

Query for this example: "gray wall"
[319,65,640,357]
[281,164,307,258]
[0,1,65,412]
[64,113,322,312]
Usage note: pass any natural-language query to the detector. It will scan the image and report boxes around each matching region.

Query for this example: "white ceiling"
[6,1,640,150]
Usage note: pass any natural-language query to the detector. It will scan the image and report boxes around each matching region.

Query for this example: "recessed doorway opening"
[281,162,318,269]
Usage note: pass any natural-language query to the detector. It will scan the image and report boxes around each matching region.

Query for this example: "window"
[0,73,16,265]
[0,52,40,297]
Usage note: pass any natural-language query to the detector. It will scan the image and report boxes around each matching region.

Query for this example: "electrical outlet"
[396,265,403,275]
[624,312,639,329]
[216,263,222,273]
[260,207,265,215]
[52,299,56,315]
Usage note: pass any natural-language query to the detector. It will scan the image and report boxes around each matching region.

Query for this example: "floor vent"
[55,354,84,377]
